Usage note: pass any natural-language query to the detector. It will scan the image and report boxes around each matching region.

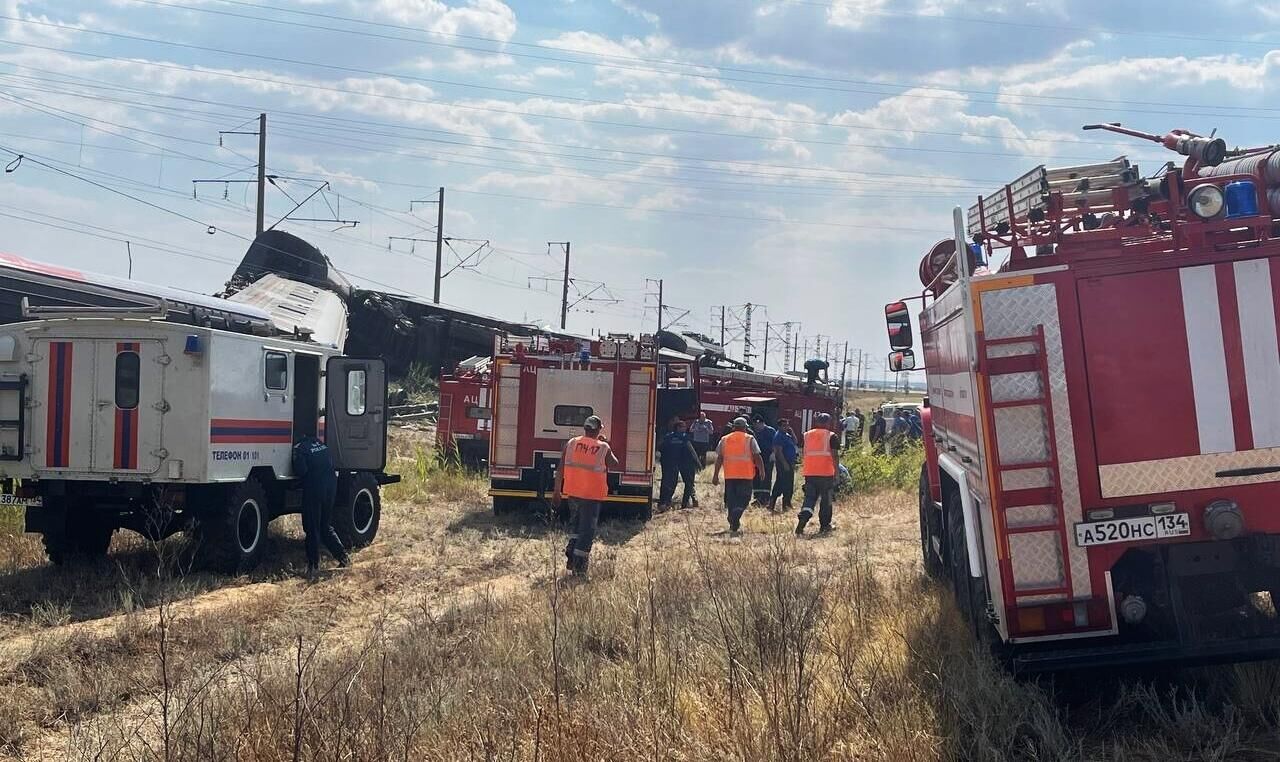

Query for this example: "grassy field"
[2,434,1280,760]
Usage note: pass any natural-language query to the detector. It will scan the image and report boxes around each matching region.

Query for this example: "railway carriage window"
[265,351,288,390]
[115,351,140,410]
[347,369,367,415]
[554,405,594,427]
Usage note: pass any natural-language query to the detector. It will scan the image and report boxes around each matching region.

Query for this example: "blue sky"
[2,0,1280,377]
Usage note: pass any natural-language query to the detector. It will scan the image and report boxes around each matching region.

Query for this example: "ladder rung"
[1001,461,1053,471]
[1015,585,1071,597]
[1006,523,1060,535]
[986,353,1040,375]
[1002,486,1055,508]
[991,397,1047,409]
[985,334,1040,346]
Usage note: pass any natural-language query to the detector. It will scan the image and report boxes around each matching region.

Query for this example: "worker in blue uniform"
[292,434,350,575]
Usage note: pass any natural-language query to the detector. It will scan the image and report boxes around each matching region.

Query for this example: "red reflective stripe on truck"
[45,341,72,468]
[209,418,293,444]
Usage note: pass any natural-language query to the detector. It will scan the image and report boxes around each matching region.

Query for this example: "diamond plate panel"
[1006,504,1056,528]
[981,283,1091,598]
[1009,530,1065,590]
[994,405,1049,464]
[1099,446,1280,498]
[990,372,1042,403]
[1001,467,1053,491]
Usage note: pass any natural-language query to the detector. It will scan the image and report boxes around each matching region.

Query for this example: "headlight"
[1188,185,1225,220]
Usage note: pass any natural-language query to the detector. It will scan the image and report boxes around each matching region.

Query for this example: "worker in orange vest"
[553,415,618,576]
[711,416,767,533]
[796,412,841,536]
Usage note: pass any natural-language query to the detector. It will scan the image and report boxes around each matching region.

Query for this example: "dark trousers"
[692,441,710,465]
[798,475,834,529]
[771,465,795,508]
[724,479,753,531]
[753,459,774,502]
[302,482,346,567]
[661,463,697,507]
[565,498,601,573]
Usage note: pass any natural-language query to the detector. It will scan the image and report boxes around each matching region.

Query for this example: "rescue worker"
[711,417,767,533]
[553,415,618,576]
[291,433,350,576]
[658,419,700,510]
[769,418,799,512]
[796,413,840,536]
[869,410,886,453]
[689,411,715,466]
[751,415,776,505]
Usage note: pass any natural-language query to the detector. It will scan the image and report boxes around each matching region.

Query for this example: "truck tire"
[42,520,114,565]
[333,473,380,548]
[945,490,973,621]
[197,479,269,574]
[920,465,944,579]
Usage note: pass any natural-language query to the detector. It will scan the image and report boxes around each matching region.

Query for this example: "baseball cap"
[732,417,749,430]
[584,415,603,431]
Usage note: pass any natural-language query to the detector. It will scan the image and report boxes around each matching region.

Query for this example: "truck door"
[90,340,166,472]
[325,357,387,470]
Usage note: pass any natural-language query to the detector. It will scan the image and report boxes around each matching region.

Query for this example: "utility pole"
[855,349,864,390]
[742,303,755,365]
[720,305,726,348]
[124,240,132,279]
[550,241,571,329]
[433,186,445,304]
[839,342,849,395]
[763,321,770,370]
[793,323,801,371]
[255,113,266,236]
[656,278,664,334]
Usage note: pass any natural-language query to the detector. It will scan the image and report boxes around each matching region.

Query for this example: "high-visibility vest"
[563,435,609,500]
[720,431,755,480]
[803,428,836,477]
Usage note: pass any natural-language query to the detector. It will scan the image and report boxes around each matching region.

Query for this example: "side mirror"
[885,301,914,350]
[888,349,916,372]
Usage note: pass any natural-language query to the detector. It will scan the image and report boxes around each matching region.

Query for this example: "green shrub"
[842,442,923,493]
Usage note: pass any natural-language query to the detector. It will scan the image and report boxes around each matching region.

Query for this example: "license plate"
[1074,513,1191,547]
[0,494,41,507]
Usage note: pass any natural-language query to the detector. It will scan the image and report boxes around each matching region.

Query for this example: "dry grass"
[6,436,1280,760]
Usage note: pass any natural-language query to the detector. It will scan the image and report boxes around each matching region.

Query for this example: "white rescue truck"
[0,258,396,572]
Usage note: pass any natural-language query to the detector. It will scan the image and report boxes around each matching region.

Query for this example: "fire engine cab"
[890,125,1280,671]
[0,255,396,573]
[488,332,657,518]
[436,356,492,467]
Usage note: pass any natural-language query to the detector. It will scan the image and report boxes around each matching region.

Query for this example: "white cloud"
[369,0,517,41]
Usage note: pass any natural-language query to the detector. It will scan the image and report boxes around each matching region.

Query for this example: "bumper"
[489,488,650,505]
[1014,634,1280,674]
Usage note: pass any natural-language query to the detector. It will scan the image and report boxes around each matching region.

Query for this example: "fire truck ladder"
[982,325,1074,603]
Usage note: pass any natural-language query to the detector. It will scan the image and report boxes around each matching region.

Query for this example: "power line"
[131,0,1280,111]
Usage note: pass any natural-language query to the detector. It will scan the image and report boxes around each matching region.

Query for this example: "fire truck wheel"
[333,473,380,549]
[919,465,944,579]
[42,518,114,565]
[197,480,269,574]
[945,491,974,621]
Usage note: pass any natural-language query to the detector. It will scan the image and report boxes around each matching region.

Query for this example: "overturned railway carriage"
[895,128,1280,670]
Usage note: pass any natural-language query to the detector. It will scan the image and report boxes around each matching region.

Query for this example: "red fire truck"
[657,331,840,438]
[436,356,491,467]
[487,333,658,518]
[891,125,1280,671]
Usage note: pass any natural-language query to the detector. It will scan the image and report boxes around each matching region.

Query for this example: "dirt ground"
[3,434,1280,759]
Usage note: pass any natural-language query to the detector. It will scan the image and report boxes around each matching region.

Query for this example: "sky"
[2,0,1280,381]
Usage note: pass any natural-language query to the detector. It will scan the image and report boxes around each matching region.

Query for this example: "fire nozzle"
[1083,123,1226,168]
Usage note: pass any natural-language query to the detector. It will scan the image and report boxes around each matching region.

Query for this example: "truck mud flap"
[1013,635,1280,674]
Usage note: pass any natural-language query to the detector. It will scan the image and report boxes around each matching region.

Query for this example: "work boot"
[767,499,778,513]
[570,557,589,577]
[337,554,352,568]
[565,543,575,571]
[305,563,319,579]
[795,515,810,536]
[819,524,835,536]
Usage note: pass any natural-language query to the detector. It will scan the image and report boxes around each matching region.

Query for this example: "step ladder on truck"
[887,125,1280,672]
